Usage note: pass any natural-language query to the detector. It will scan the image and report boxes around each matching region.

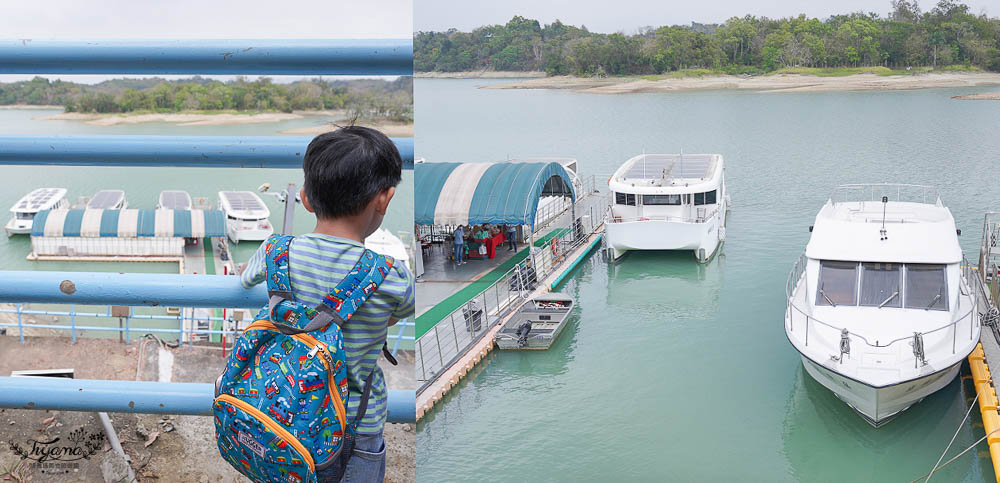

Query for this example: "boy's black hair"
[302,126,403,219]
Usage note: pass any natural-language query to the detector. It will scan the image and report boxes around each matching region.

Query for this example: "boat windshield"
[642,194,681,205]
[15,212,34,221]
[905,264,948,311]
[859,263,901,308]
[816,260,857,306]
[816,260,949,311]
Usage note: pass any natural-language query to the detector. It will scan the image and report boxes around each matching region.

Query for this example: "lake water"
[414,78,1000,481]
[0,109,414,344]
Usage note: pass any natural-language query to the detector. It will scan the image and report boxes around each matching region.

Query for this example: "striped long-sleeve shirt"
[241,233,415,435]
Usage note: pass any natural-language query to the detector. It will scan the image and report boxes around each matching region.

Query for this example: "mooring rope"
[912,426,1000,483]
[920,378,986,483]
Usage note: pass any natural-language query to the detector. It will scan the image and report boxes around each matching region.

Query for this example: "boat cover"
[30,209,227,238]
[414,161,576,229]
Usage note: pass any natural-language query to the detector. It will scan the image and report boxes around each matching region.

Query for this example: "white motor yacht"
[606,153,728,262]
[785,183,982,426]
[218,191,273,243]
[87,190,127,210]
[157,190,193,210]
[5,188,69,235]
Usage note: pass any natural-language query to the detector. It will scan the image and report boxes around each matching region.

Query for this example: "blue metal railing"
[0,38,415,421]
[0,303,415,350]
[0,39,412,75]
[0,376,415,423]
[0,135,414,168]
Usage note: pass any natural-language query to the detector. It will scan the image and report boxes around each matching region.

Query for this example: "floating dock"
[416,230,603,421]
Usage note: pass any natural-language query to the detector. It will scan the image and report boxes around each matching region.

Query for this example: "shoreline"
[20,109,412,133]
[416,70,546,79]
[472,71,1000,94]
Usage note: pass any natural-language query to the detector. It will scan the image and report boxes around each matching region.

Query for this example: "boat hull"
[4,218,31,235]
[227,223,274,244]
[800,355,961,427]
[606,214,721,262]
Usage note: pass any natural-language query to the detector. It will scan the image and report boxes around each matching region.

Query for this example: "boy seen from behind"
[240,126,414,482]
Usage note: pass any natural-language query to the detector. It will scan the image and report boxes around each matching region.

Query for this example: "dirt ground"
[0,336,415,482]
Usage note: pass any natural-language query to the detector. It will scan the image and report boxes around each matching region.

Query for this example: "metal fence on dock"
[416,177,609,390]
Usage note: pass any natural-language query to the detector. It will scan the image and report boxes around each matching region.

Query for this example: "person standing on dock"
[506,223,517,251]
[453,224,465,265]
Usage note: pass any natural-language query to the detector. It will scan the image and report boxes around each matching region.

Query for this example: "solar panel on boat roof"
[160,191,191,209]
[88,190,123,209]
[624,155,715,180]
[223,192,263,211]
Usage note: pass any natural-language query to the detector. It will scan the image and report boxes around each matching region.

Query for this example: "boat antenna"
[880,195,889,241]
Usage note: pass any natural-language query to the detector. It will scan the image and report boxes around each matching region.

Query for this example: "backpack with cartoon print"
[213,234,394,483]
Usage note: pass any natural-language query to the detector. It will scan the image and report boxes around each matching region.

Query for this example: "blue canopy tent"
[414,161,576,232]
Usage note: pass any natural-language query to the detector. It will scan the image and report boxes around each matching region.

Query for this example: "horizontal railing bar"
[0,323,416,340]
[0,39,412,75]
[0,307,414,327]
[0,376,415,422]
[0,135,414,168]
[0,271,266,307]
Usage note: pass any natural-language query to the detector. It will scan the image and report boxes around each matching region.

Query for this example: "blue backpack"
[214,234,396,483]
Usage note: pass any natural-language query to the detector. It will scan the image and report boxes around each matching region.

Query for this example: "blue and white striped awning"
[414,161,576,229]
[31,209,227,238]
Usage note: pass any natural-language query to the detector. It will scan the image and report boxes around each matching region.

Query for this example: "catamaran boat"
[5,188,69,235]
[218,191,273,243]
[785,183,982,427]
[156,190,193,210]
[87,190,127,210]
[606,153,728,262]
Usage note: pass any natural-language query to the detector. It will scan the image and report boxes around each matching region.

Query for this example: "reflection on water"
[781,363,991,481]
[605,250,723,318]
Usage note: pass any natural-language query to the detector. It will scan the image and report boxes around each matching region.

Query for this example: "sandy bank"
[416,70,546,79]
[952,92,1000,100]
[483,71,1000,94]
[0,104,62,110]
[278,120,414,137]
[33,111,328,126]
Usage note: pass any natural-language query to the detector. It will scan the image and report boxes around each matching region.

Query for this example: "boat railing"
[786,252,983,363]
[830,183,941,206]
[605,205,719,224]
[0,39,415,421]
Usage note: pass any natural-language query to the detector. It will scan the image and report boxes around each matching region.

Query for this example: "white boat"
[87,190,127,210]
[5,188,69,235]
[605,153,728,262]
[364,228,410,264]
[218,191,273,243]
[785,183,982,427]
[157,190,192,210]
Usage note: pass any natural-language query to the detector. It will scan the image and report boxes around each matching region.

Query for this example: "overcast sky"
[0,0,411,83]
[415,0,995,33]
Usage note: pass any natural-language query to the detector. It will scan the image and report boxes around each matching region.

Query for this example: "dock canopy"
[31,209,227,238]
[415,161,576,230]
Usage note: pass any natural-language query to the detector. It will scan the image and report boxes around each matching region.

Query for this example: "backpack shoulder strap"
[263,234,295,317]
[314,248,394,327]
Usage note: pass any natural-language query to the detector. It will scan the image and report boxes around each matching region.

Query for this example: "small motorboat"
[495,294,574,350]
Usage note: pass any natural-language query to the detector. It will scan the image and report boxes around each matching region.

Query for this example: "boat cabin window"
[693,190,717,206]
[642,194,681,205]
[15,212,34,220]
[614,192,636,206]
[859,263,901,308]
[905,264,948,311]
[816,261,858,306]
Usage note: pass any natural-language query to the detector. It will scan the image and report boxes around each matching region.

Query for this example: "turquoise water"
[415,79,1000,481]
[0,108,414,345]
